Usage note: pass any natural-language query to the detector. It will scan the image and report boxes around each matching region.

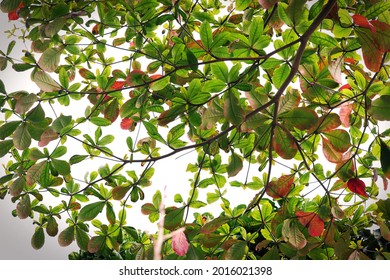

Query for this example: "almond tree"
[0,0,389,260]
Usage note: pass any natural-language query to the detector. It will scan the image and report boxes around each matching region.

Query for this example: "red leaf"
[352,14,375,33]
[110,81,125,90]
[171,228,189,256]
[370,20,390,52]
[258,0,280,9]
[7,3,24,21]
[296,211,324,237]
[120,118,134,130]
[339,103,353,128]
[347,178,368,198]
[322,137,343,163]
[339,84,352,91]
[266,174,295,199]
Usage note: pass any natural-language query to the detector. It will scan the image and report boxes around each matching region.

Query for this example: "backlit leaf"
[38,47,62,73]
[200,21,212,49]
[13,122,31,150]
[171,227,189,256]
[273,126,298,159]
[281,107,318,130]
[32,70,62,92]
[296,211,325,237]
[282,219,307,250]
[273,64,290,89]
[347,178,368,198]
[266,174,295,199]
[323,129,351,153]
[369,95,390,121]
[322,137,343,163]
[224,91,244,126]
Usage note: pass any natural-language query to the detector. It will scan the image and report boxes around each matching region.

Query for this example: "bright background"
[1,5,389,261]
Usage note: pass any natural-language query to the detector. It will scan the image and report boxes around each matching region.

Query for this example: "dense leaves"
[0,0,389,260]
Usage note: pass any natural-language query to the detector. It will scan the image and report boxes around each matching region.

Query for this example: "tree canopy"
[0,0,390,260]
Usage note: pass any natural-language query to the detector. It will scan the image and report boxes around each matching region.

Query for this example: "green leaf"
[32,70,61,92]
[69,155,89,165]
[31,227,45,250]
[0,0,21,12]
[281,107,318,130]
[200,21,213,49]
[227,151,243,178]
[164,207,185,231]
[13,123,32,150]
[273,126,297,159]
[236,0,251,11]
[369,95,390,121]
[309,0,324,20]
[58,226,75,247]
[380,139,390,179]
[0,121,21,140]
[310,31,339,47]
[363,1,390,20]
[224,240,247,260]
[45,17,67,37]
[52,115,72,133]
[78,201,106,222]
[211,62,228,83]
[224,91,244,126]
[143,121,166,144]
[26,104,45,123]
[51,159,71,176]
[157,105,186,126]
[150,75,170,91]
[59,67,69,88]
[12,63,35,72]
[90,117,112,126]
[51,146,67,159]
[38,48,62,73]
[315,113,341,133]
[46,217,59,237]
[273,64,290,89]
[286,0,307,24]
[106,202,116,225]
[75,226,89,251]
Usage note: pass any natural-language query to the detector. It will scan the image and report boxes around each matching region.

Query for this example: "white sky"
[0,4,389,260]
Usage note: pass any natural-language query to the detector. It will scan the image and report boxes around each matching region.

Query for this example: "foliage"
[0,0,390,260]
